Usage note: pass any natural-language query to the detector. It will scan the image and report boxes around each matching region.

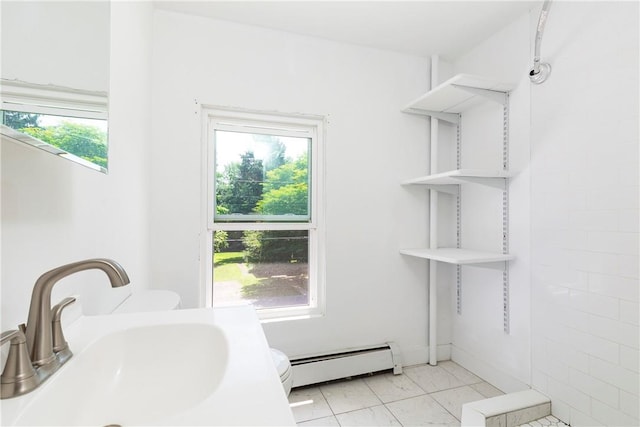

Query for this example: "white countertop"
[1,306,296,426]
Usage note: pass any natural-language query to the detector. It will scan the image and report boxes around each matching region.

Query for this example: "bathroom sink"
[2,306,295,426]
[14,323,227,426]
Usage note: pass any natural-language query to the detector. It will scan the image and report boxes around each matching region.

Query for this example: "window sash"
[213,127,312,222]
[207,110,321,230]
[202,106,325,319]
[212,227,319,320]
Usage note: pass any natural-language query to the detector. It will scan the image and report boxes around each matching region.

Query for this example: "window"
[203,107,325,320]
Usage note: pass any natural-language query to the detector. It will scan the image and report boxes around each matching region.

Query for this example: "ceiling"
[153,1,537,59]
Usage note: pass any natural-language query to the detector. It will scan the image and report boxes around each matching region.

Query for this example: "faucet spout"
[24,258,130,367]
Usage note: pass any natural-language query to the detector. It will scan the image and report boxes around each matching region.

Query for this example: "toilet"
[112,290,293,396]
[271,348,293,396]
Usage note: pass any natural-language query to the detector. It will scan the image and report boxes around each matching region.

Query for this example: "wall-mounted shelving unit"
[402,169,510,194]
[401,71,515,365]
[403,74,513,117]
[399,248,514,265]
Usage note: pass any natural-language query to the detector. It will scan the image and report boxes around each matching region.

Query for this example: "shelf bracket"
[403,108,460,125]
[401,181,459,195]
[455,176,508,189]
[451,84,509,106]
[426,184,459,195]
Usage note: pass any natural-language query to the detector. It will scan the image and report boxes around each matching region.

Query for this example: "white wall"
[0,2,153,329]
[150,10,435,363]
[529,2,639,426]
[440,12,533,392]
[1,1,109,92]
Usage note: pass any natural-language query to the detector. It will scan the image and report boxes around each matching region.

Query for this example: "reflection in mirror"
[1,80,108,172]
[0,1,110,173]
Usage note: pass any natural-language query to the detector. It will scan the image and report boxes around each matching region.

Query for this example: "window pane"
[214,130,310,221]
[213,230,309,309]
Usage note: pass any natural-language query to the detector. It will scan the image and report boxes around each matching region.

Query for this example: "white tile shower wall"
[530,2,639,426]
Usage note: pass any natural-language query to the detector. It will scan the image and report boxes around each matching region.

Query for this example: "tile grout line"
[316,383,340,425]
[361,375,405,426]
[295,363,498,426]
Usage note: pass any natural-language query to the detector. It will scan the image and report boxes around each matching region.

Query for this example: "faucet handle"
[51,297,76,359]
[1,330,39,399]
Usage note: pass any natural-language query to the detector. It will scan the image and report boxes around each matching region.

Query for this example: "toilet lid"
[270,348,291,377]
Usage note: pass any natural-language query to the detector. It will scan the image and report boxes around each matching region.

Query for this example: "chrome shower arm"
[530,0,553,84]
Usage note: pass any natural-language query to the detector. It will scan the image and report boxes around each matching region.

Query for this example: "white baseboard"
[402,343,451,367]
[451,345,529,393]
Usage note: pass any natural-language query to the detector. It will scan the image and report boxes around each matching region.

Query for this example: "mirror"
[0,1,110,173]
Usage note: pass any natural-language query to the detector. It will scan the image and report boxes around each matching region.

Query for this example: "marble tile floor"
[288,361,505,427]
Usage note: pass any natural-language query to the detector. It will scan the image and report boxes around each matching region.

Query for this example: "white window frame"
[201,106,326,321]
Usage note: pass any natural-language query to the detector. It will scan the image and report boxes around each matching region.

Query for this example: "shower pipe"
[529,0,552,84]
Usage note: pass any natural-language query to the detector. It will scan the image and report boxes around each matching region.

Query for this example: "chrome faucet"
[1,258,130,399]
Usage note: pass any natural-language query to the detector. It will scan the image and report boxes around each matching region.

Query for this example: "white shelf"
[400,71,514,336]
[402,169,509,190]
[403,74,515,115]
[400,248,514,265]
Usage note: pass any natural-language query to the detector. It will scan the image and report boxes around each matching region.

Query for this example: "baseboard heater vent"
[290,342,402,388]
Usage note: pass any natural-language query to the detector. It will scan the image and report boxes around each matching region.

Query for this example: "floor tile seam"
[316,385,339,419]
[398,372,431,394]
[334,403,404,426]
[317,380,384,417]
[363,371,429,403]
[382,403,404,427]
[427,383,480,395]
[459,378,486,386]
[429,397,463,423]
[427,383,487,422]
[376,389,443,407]
[375,390,429,405]
[359,375,386,407]
[398,369,430,393]
[441,361,497,385]
[402,374,482,394]
[425,387,465,423]
[439,365,486,385]
[298,413,341,426]
[437,372,487,388]
[382,395,458,425]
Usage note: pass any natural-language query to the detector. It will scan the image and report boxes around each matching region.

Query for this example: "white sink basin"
[15,323,228,426]
[2,306,295,426]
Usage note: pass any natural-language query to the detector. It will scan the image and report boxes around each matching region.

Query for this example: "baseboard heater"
[290,342,402,388]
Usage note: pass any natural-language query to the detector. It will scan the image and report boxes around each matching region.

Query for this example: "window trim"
[201,106,326,321]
